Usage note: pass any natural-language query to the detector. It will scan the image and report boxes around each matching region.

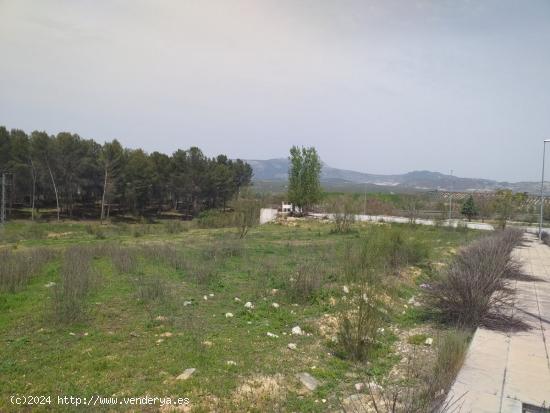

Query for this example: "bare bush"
[52,246,97,323]
[286,262,324,303]
[134,275,170,304]
[109,245,140,273]
[429,229,525,329]
[331,197,357,234]
[0,248,57,292]
[343,330,469,413]
[140,243,186,271]
[337,286,384,361]
[232,197,261,238]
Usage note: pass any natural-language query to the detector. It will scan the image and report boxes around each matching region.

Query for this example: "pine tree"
[461,195,478,221]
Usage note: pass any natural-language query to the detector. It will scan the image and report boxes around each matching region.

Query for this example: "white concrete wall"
[260,208,278,225]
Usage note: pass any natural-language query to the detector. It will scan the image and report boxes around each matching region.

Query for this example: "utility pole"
[1,173,6,225]
[448,169,453,222]
[363,183,367,216]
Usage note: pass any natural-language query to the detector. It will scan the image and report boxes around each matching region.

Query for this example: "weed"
[52,246,97,324]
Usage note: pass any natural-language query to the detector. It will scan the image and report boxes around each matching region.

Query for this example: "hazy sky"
[1,0,549,182]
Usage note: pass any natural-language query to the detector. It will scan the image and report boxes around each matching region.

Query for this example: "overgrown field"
[0,219,481,412]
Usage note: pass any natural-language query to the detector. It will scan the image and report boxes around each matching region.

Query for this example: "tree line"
[0,126,252,220]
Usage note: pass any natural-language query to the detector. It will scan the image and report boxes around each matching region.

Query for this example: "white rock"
[272,303,280,308]
[244,301,254,309]
[183,301,192,306]
[343,285,350,294]
[354,382,365,391]
[203,295,208,300]
[425,337,433,346]
[225,312,234,318]
[407,296,416,305]
[296,372,319,391]
[287,343,297,350]
[226,360,237,366]
[209,293,214,297]
[44,282,56,288]
[291,326,303,336]
[267,332,279,338]
[234,297,241,302]
[176,368,196,380]
[368,381,383,392]
[155,315,167,321]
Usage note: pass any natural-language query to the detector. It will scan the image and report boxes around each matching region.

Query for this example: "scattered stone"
[155,315,167,321]
[291,326,303,336]
[322,399,326,403]
[272,303,280,308]
[156,339,164,344]
[267,332,279,338]
[203,295,208,300]
[130,332,139,338]
[368,381,383,392]
[69,332,76,336]
[202,340,213,347]
[247,321,252,325]
[271,288,278,295]
[83,332,89,336]
[342,394,372,412]
[244,301,254,309]
[183,301,192,306]
[226,360,237,366]
[209,293,214,297]
[296,372,319,391]
[225,312,234,318]
[355,382,365,391]
[234,297,241,302]
[176,368,196,380]
[44,282,56,288]
[287,343,297,351]
[377,327,385,334]
[160,332,172,338]
[424,337,433,346]
[343,285,350,294]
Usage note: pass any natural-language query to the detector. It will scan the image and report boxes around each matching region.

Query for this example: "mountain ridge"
[246,158,539,193]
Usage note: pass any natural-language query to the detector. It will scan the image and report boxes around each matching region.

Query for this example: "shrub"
[331,196,357,234]
[336,286,384,361]
[196,210,234,229]
[351,330,469,412]
[232,197,261,238]
[135,275,170,304]
[140,244,186,271]
[286,262,324,303]
[163,220,191,234]
[0,248,57,293]
[201,239,244,261]
[52,246,97,323]
[109,245,140,274]
[429,229,524,329]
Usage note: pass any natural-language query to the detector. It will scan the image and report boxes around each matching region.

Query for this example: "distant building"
[281,202,301,214]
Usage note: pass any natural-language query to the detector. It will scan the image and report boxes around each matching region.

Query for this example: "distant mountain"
[246,158,539,193]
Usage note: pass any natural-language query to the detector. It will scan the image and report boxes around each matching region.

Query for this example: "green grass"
[0,219,479,411]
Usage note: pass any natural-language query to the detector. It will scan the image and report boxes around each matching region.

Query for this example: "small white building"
[281,202,293,213]
[281,202,301,214]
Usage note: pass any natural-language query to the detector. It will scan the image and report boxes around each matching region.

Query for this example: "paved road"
[446,233,550,412]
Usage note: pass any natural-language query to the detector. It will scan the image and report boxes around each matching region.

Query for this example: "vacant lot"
[0,219,479,412]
